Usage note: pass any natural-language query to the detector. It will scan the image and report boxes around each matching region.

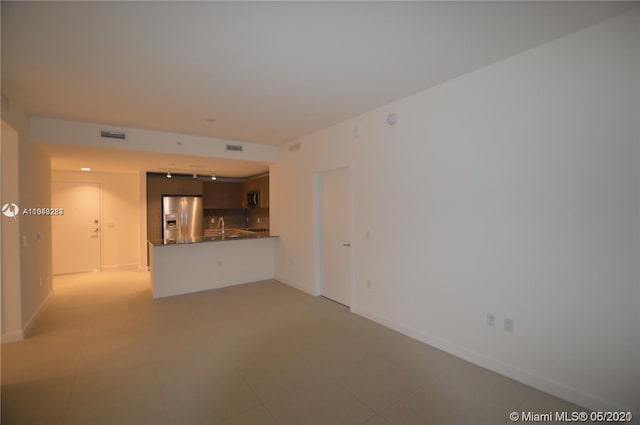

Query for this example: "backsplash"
[204,208,269,230]
[248,208,270,230]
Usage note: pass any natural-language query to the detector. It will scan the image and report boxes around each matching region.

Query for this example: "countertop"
[148,230,277,247]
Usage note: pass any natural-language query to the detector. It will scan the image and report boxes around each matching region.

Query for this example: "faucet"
[218,217,225,235]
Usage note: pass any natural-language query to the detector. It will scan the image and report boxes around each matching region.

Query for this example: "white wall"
[1,97,53,341]
[52,170,141,271]
[1,122,22,340]
[272,9,639,414]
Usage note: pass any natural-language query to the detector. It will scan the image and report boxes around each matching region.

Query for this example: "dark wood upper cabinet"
[203,181,241,209]
[146,176,163,240]
[241,176,269,208]
[161,178,202,196]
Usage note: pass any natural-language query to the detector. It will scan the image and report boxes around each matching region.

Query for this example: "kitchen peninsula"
[146,172,276,299]
[148,231,277,299]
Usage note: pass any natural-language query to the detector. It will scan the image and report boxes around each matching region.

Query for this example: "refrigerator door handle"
[181,201,186,238]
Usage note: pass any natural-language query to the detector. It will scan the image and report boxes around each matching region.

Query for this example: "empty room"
[1,2,638,424]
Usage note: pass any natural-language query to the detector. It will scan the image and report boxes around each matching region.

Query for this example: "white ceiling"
[1,1,634,172]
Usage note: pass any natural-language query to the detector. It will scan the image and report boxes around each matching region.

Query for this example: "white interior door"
[52,181,101,274]
[319,166,352,306]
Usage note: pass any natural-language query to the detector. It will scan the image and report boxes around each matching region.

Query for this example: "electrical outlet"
[288,258,293,266]
[486,313,495,328]
[366,280,371,289]
[365,230,370,240]
[504,318,514,333]
[217,260,222,267]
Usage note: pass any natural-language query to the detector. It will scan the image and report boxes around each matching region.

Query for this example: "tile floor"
[2,271,587,425]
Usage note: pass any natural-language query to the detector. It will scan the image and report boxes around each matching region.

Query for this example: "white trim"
[350,304,640,418]
[23,289,54,338]
[102,263,139,271]
[313,172,321,296]
[274,277,318,296]
[1,329,24,344]
[2,289,56,343]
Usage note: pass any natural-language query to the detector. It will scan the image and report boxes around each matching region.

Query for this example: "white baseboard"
[23,289,54,338]
[102,263,138,271]
[2,289,54,343]
[1,329,24,344]
[274,276,318,296]
[350,304,639,418]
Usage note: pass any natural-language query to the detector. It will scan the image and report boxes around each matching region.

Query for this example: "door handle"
[343,243,351,247]
[92,227,100,232]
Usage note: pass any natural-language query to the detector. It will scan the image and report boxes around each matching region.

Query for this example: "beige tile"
[65,393,169,425]
[340,353,429,412]
[67,363,163,422]
[152,342,239,389]
[372,330,450,378]
[461,404,519,425]
[265,381,375,425]
[1,330,83,384]
[226,404,278,425]
[380,384,471,425]
[463,370,533,421]
[361,413,392,424]
[513,389,593,425]
[417,356,493,406]
[76,332,153,374]
[0,376,72,425]
[236,350,311,403]
[161,370,260,424]
[3,272,587,425]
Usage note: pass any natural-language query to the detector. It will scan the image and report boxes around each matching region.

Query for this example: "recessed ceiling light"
[80,167,91,172]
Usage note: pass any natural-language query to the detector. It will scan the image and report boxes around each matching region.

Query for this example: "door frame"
[51,180,103,274]
[313,164,355,307]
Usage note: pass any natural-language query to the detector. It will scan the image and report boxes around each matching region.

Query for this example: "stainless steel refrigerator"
[162,196,203,243]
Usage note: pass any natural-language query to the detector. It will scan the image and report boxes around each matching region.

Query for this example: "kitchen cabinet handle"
[343,243,351,247]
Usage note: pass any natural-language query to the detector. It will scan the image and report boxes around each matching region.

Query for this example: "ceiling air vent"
[226,144,243,152]
[288,142,301,153]
[100,129,127,140]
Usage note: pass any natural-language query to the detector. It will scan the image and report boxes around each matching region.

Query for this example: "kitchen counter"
[148,229,277,246]
[147,230,277,299]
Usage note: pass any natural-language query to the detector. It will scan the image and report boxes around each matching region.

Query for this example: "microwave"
[247,191,261,208]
